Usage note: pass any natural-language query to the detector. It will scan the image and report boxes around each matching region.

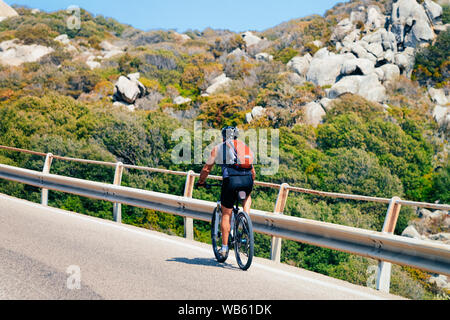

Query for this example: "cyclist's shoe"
[219,247,228,260]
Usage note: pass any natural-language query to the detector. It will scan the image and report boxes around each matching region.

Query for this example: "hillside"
[0,0,448,299]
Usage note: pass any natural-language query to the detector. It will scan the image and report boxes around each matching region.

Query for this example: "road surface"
[0,193,405,300]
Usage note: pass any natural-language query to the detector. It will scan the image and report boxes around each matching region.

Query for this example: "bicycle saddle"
[238,191,247,201]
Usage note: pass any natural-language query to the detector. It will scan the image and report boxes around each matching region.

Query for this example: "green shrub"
[318,147,404,198]
[355,20,365,31]
[304,42,320,55]
[180,64,203,95]
[65,67,102,99]
[118,53,142,74]
[197,94,246,127]
[413,29,450,87]
[273,47,299,64]
[317,95,434,201]
[210,34,246,57]
[429,164,450,204]
[94,15,125,36]
[15,23,58,46]
[442,5,450,24]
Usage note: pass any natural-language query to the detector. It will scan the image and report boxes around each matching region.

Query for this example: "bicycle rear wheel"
[211,207,228,262]
[234,211,254,270]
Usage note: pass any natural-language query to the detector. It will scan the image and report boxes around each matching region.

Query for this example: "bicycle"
[196,182,254,271]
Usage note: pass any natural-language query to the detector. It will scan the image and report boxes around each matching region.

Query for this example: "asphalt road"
[0,193,405,300]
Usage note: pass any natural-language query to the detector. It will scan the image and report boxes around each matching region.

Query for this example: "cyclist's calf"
[221,207,233,247]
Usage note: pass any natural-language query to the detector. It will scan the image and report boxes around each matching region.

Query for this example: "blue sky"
[6,0,345,32]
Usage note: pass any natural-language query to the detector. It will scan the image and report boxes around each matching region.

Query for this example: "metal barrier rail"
[2,145,448,209]
[1,144,449,294]
[0,145,47,157]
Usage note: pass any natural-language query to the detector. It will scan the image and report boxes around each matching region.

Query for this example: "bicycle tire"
[211,207,228,262]
[234,211,254,270]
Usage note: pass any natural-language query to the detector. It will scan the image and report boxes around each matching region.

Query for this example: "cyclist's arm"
[251,166,256,181]
[198,146,217,185]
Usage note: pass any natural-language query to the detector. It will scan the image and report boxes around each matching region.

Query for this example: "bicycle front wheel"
[234,211,254,270]
[211,207,228,262]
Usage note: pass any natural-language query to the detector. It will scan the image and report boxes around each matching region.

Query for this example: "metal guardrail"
[0,145,449,294]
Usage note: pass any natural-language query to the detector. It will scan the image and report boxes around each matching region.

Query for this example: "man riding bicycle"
[197,126,256,259]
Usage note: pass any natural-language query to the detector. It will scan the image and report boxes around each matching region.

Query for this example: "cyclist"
[197,126,256,259]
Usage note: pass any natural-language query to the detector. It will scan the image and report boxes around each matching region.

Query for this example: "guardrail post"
[41,153,53,206]
[113,162,124,223]
[183,170,195,240]
[271,183,289,263]
[376,196,402,293]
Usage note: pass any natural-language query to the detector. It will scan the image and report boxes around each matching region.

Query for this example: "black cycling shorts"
[221,175,253,209]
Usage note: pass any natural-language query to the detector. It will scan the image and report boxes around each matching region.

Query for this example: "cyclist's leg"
[242,195,252,213]
[241,175,254,213]
[221,206,233,246]
[220,177,236,248]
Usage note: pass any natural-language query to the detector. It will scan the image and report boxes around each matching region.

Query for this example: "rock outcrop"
[319,98,333,112]
[0,40,54,66]
[0,0,18,22]
[391,0,437,49]
[173,96,192,105]
[302,102,326,127]
[54,34,70,45]
[113,73,147,105]
[394,47,415,76]
[433,105,449,126]
[255,52,273,62]
[428,87,449,127]
[205,73,232,95]
[113,101,135,112]
[374,64,401,82]
[428,87,448,106]
[241,31,262,47]
[366,6,386,31]
[86,55,101,70]
[81,41,124,69]
[306,48,356,86]
[173,32,191,42]
[285,72,305,86]
[402,208,450,292]
[287,0,445,106]
[401,225,422,239]
[227,48,248,60]
[100,41,124,59]
[424,0,444,24]
[331,18,354,43]
[287,53,312,78]
[246,106,265,123]
[328,73,386,102]
[341,58,375,76]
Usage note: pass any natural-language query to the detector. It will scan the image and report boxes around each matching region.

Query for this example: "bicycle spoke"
[211,207,228,263]
[236,219,249,256]
[233,212,254,271]
[238,216,250,233]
